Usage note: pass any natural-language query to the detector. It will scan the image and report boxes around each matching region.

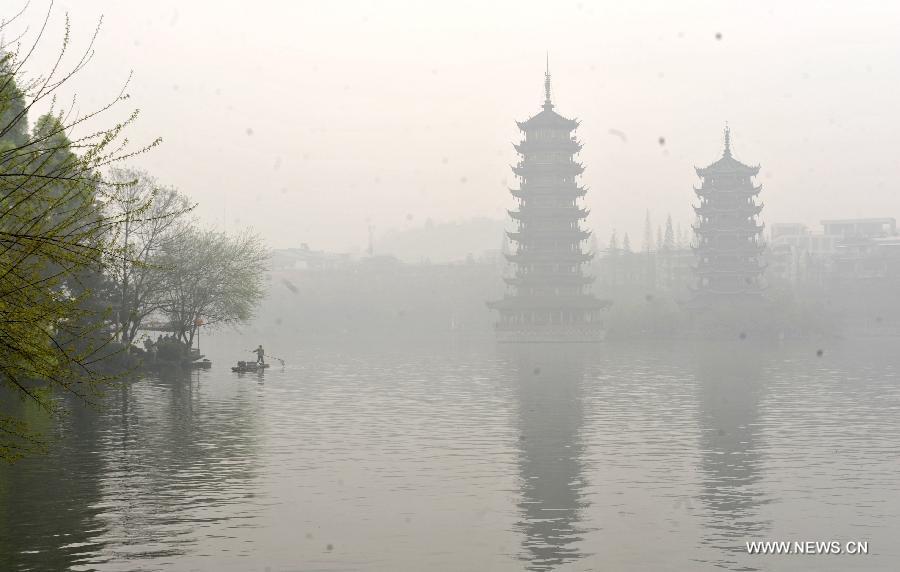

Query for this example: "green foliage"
[158,228,269,346]
[152,336,191,363]
[103,167,194,346]
[0,9,160,461]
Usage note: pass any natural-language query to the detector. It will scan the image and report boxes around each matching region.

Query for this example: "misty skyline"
[17,0,900,251]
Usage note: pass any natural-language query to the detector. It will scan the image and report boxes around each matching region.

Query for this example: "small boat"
[231,360,270,373]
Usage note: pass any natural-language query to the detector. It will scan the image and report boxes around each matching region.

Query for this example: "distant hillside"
[376,218,507,263]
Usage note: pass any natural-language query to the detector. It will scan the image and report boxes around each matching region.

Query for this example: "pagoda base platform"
[495,325,606,343]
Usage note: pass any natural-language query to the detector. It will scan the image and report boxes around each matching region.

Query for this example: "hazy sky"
[13,1,900,251]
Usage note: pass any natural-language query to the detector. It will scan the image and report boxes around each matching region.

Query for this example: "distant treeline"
[259,241,900,343]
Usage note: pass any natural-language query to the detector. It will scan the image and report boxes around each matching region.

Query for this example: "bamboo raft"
[231,361,270,373]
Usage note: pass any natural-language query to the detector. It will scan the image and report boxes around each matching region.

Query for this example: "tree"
[104,167,193,346]
[608,230,618,254]
[622,232,632,253]
[664,214,675,251]
[0,7,159,461]
[159,228,268,348]
[0,50,28,148]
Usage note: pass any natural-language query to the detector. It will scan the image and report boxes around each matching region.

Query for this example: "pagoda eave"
[507,207,589,221]
[693,224,765,235]
[511,186,587,198]
[507,230,591,243]
[505,252,594,264]
[513,140,582,154]
[694,203,764,216]
[516,110,579,132]
[503,275,595,286]
[695,162,761,178]
[490,295,611,311]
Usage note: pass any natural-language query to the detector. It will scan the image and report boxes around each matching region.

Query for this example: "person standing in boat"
[253,345,265,365]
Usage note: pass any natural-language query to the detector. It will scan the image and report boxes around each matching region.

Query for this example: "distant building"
[770,223,807,241]
[768,223,837,285]
[823,220,900,335]
[768,218,899,285]
[770,224,838,255]
[822,218,896,240]
[692,127,766,300]
[831,220,900,282]
[269,245,353,271]
[488,65,609,342]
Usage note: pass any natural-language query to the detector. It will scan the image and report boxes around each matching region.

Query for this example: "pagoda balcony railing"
[514,138,582,153]
[694,238,765,246]
[507,230,591,243]
[513,161,585,176]
[492,324,608,339]
[506,251,593,263]
[504,274,594,286]
[515,159,583,168]
[691,218,765,229]
[694,235,764,245]
[693,202,763,215]
[512,185,586,198]
[509,207,588,221]
[692,223,764,234]
[694,186,762,198]
[490,293,611,310]
[521,135,581,145]
[692,243,765,255]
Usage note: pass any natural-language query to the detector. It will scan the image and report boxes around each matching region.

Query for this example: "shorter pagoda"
[488,66,609,342]
[692,127,766,301]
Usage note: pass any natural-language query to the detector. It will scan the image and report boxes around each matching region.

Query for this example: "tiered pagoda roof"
[692,126,766,298]
[515,101,580,131]
[694,136,760,177]
[508,207,590,221]
[487,63,609,342]
[510,185,587,199]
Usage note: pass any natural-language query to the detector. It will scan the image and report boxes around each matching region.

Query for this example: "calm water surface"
[2,337,899,571]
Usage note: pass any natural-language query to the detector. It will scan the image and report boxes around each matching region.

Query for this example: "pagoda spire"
[723,122,732,158]
[543,52,553,110]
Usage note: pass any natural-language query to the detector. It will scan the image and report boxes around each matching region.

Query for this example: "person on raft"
[253,345,265,365]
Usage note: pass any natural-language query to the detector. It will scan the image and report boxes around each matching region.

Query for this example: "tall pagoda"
[488,66,609,342]
[692,127,766,299]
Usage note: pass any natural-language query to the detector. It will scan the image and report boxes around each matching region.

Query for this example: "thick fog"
[20,1,900,251]
[4,2,900,571]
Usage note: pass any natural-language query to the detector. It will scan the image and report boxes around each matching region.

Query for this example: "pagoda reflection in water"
[506,344,590,570]
[695,344,770,570]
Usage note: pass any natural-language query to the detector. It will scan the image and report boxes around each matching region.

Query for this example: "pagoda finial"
[543,52,553,110]
[723,122,732,157]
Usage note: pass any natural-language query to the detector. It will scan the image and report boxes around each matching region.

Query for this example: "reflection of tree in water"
[0,392,108,571]
[506,344,589,571]
[695,343,770,569]
[0,369,264,569]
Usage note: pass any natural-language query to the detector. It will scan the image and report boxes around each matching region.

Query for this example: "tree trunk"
[119,214,130,345]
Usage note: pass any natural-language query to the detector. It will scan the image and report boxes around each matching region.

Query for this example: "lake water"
[2,336,899,571]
